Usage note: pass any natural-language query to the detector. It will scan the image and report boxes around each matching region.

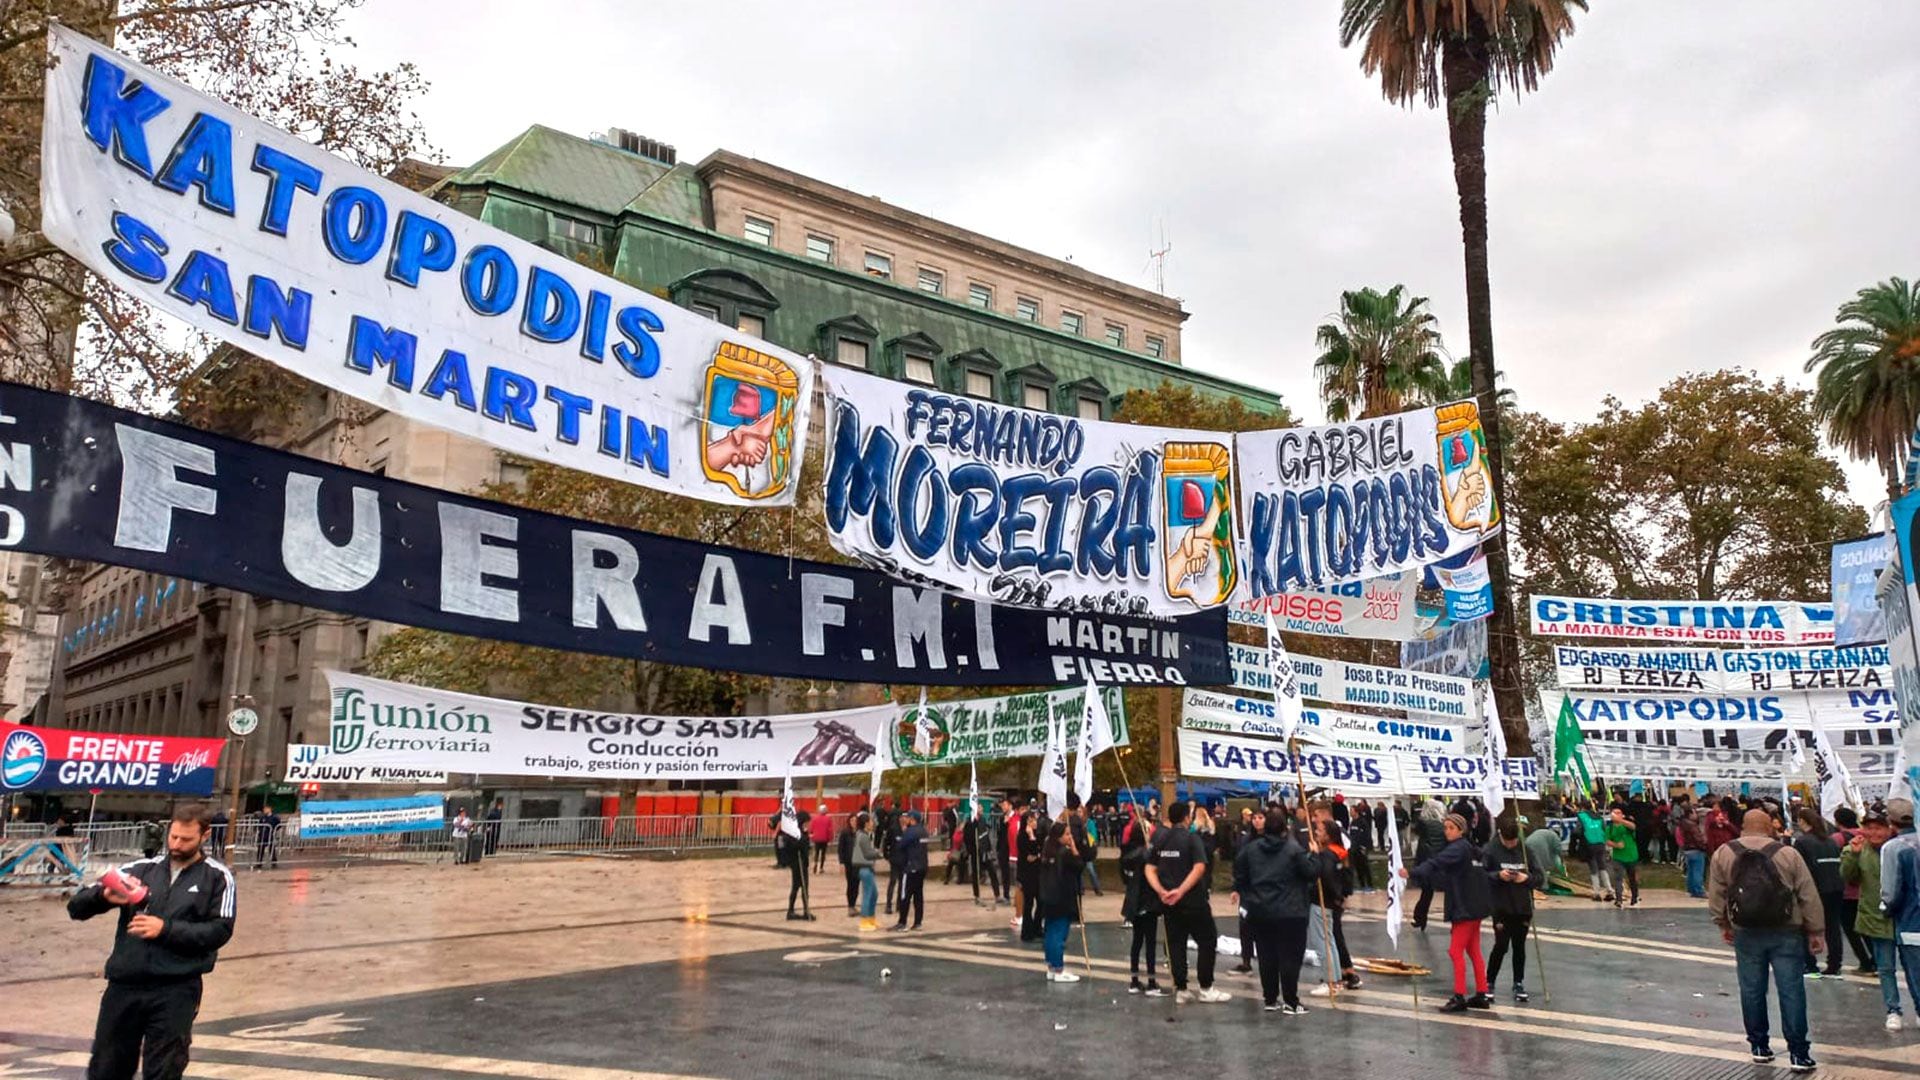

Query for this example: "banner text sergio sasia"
[0,382,1226,687]
[41,29,812,506]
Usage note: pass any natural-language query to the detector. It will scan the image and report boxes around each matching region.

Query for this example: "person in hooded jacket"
[1484,819,1543,1002]
[1403,813,1495,1013]
[1232,813,1320,1014]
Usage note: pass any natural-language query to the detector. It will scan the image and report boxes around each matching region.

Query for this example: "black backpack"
[1728,842,1795,928]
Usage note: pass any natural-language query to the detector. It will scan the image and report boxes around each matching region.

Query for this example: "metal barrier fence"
[1,813,875,879]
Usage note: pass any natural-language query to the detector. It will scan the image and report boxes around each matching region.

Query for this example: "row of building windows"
[65,683,190,738]
[826,334,1100,418]
[741,215,1166,359]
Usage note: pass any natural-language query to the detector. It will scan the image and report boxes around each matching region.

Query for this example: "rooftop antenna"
[1145,218,1172,295]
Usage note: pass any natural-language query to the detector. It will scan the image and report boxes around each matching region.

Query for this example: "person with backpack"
[1790,808,1845,978]
[1841,805,1902,1028]
[1400,813,1495,1014]
[1708,807,1826,1072]
[1578,802,1613,902]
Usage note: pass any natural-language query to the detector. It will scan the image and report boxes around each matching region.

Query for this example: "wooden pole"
[1156,688,1176,808]
[1289,736,1341,1006]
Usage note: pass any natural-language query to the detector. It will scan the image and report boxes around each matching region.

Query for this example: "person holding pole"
[1308,816,1364,996]
[1401,813,1494,1013]
[1039,820,1084,982]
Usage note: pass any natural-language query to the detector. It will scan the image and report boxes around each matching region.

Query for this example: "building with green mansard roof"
[432,124,1285,420]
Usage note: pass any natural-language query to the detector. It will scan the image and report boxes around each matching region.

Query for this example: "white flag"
[1073,682,1107,805]
[912,687,933,757]
[1893,744,1911,802]
[1265,612,1306,744]
[1083,681,1117,757]
[1038,704,1069,816]
[1479,684,1507,820]
[1809,720,1862,818]
[868,714,889,810]
[969,760,981,822]
[1384,798,1407,948]
[779,769,801,840]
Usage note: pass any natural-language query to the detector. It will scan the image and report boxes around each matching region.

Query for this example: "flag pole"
[1289,736,1341,1006]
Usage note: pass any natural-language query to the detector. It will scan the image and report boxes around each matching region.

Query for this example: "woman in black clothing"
[1119,803,1164,994]
[1232,813,1319,1014]
[1018,808,1045,942]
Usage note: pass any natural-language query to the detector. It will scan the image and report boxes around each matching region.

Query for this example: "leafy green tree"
[1508,370,1867,606]
[1339,0,1586,750]
[1313,285,1448,422]
[1804,277,1920,500]
[0,0,433,408]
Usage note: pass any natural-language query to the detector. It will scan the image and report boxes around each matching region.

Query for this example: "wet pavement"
[3,856,1919,1078]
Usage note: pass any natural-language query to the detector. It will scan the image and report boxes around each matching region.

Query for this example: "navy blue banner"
[0,382,1226,687]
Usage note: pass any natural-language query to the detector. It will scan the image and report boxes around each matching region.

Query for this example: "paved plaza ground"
[4,854,1920,1079]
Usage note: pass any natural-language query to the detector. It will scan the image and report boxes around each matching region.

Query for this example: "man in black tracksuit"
[1484,820,1543,1002]
[889,811,928,930]
[69,802,235,1080]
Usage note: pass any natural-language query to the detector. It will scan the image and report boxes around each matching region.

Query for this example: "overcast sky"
[341,0,1920,510]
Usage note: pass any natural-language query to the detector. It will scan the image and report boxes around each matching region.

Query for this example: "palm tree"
[1339,0,1584,753]
[1314,286,1449,422]
[1804,277,1920,502]
[1416,357,1515,413]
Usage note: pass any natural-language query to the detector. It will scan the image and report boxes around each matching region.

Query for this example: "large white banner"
[822,365,1235,616]
[1545,688,1899,730]
[285,743,446,785]
[1236,402,1502,595]
[324,671,895,780]
[1551,643,1889,693]
[1226,573,1418,640]
[1228,647,1475,719]
[1582,742,1897,782]
[1530,596,1835,645]
[886,684,1127,767]
[1183,688,1474,753]
[42,28,813,506]
[1177,727,1535,798]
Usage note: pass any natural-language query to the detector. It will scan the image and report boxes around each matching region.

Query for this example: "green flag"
[1554,695,1593,796]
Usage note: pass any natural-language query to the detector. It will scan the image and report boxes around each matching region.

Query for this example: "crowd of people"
[770,782,1920,1073]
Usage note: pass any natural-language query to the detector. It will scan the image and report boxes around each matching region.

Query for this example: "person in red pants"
[1402,813,1495,1013]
